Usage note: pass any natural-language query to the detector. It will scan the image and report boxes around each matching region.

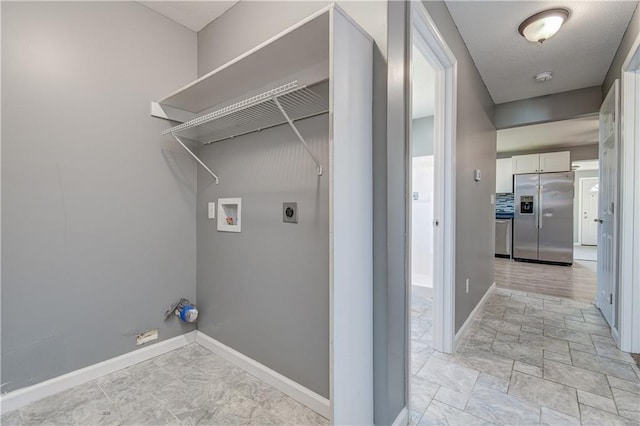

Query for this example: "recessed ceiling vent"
[535,71,553,82]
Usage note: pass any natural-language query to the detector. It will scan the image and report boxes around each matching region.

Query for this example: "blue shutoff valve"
[164,298,198,323]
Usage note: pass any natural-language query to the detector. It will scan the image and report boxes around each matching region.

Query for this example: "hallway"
[495,258,597,303]
[411,289,640,425]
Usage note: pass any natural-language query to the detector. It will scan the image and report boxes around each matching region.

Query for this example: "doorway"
[407,2,457,421]
[616,31,640,352]
[407,0,457,357]
[573,159,600,264]
[580,177,599,246]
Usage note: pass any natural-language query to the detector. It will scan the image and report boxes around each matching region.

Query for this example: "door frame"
[405,4,457,419]
[406,0,457,357]
[618,33,640,353]
[579,177,599,246]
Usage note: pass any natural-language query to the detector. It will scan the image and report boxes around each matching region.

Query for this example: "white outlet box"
[136,329,158,346]
[466,278,469,294]
[208,202,215,219]
[490,194,495,205]
[217,198,241,232]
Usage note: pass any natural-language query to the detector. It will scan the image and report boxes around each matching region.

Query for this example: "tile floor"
[0,344,329,426]
[3,290,638,426]
[411,289,640,426]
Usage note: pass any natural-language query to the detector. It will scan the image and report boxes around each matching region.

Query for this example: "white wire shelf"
[161,81,329,181]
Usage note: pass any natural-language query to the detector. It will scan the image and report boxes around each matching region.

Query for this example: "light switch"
[208,202,215,219]
[474,169,481,181]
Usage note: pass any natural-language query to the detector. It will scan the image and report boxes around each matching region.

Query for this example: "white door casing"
[406,2,457,423]
[409,0,457,355]
[618,33,640,353]
[580,177,599,246]
[597,80,619,329]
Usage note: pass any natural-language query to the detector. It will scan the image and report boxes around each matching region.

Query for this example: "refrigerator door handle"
[538,185,543,229]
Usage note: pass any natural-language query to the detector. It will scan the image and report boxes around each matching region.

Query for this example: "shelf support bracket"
[171,134,219,184]
[273,96,324,176]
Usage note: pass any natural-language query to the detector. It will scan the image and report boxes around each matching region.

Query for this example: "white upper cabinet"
[512,154,540,174]
[512,151,570,174]
[539,151,571,173]
[496,158,513,193]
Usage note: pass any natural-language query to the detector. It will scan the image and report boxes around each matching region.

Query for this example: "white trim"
[195,332,330,419]
[454,283,496,349]
[409,0,457,357]
[1,330,331,420]
[0,332,196,414]
[412,284,433,298]
[619,31,640,353]
[158,4,334,105]
[150,101,196,123]
[392,407,409,426]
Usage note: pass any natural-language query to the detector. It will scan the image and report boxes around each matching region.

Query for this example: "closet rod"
[172,134,219,184]
[273,96,324,176]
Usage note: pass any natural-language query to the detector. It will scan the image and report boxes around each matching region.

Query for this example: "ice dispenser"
[520,195,534,214]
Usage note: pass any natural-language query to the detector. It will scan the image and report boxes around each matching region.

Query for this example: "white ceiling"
[446,1,637,103]
[497,115,598,153]
[412,45,436,119]
[139,1,237,32]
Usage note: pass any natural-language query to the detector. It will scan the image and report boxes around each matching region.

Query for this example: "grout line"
[165,406,182,424]
[96,381,121,422]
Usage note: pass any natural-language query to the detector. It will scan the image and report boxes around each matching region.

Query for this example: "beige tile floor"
[0,344,329,426]
[411,289,640,425]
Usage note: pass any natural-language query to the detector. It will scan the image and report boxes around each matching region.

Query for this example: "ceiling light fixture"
[535,71,553,82]
[518,8,570,44]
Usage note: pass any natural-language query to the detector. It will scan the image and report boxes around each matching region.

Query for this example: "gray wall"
[604,1,640,94]
[1,2,198,392]
[413,116,434,157]
[378,2,408,423]
[494,87,602,130]
[574,169,600,244]
[424,1,497,332]
[196,2,405,422]
[196,115,330,398]
[498,144,599,162]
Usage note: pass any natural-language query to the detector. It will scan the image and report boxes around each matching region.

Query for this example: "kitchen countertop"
[496,213,514,219]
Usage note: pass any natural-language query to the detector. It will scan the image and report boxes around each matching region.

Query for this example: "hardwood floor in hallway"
[495,258,597,303]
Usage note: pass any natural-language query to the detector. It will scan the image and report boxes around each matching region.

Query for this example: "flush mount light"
[518,8,570,44]
[535,71,553,82]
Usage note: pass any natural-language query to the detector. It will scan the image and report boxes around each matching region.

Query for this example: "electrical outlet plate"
[283,202,298,223]
[465,278,469,294]
[208,202,215,219]
[136,329,158,346]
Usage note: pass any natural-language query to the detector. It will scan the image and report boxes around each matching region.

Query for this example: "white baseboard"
[392,407,408,426]
[0,331,196,414]
[195,331,330,419]
[412,284,433,298]
[455,282,496,350]
[1,330,331,420]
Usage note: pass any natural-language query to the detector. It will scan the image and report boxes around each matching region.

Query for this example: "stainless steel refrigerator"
[513,172,574,265]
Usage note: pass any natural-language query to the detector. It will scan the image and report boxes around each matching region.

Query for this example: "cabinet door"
[512,154,540,174]
[539,151,570,172]
[496,158,513,193]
